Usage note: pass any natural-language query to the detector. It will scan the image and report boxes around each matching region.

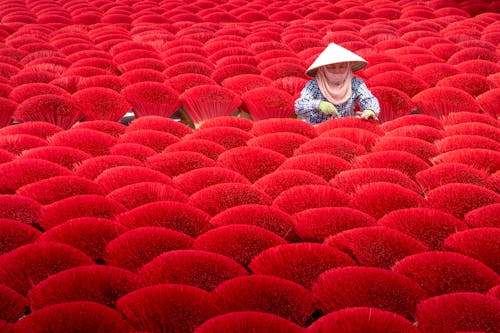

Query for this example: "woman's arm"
[294,80,329,124]
[356,78,381,115]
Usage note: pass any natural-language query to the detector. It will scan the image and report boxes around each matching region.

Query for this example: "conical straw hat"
[305,42,368,77]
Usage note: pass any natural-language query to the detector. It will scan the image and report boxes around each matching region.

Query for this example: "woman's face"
[324,62,349,74]
[322,62,351,84]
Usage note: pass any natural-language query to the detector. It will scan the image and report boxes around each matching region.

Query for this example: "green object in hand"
[359,109,377,120]
[319,101,338,117]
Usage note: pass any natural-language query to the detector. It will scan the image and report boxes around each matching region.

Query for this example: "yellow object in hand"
[319,101,338,117]
[358,109,378,120]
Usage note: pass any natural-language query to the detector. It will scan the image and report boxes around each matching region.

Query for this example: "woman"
[295,42,380,124]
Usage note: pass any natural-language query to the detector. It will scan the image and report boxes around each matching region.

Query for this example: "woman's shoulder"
[303,78,319,90]
[352,76,368,88]
[306,78,318,86]
[352,76,366,84]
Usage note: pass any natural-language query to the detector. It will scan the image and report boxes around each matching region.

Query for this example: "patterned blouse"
[294,77,380,125]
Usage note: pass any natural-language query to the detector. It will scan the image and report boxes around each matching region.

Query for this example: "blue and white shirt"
[295,77,380,125]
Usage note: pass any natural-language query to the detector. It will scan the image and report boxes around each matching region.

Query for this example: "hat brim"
[306,61,367,77]
[305,42,368,77]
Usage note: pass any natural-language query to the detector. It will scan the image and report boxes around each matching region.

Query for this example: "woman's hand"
[356,109,378,121]
[319,101,338,117]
